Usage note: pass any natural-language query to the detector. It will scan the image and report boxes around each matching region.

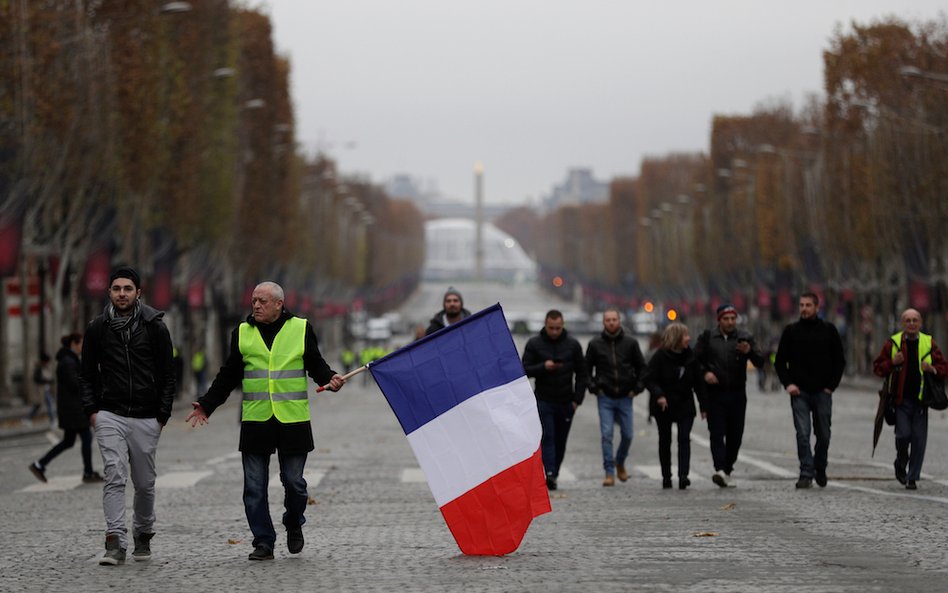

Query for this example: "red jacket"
[873,333,948,405]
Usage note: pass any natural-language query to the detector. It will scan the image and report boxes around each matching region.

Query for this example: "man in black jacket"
[522,310,587,490]
[80,266,176,565]
[425,286,472,336]
[585,309,645,486]
[694,304,764,488]
[774,292,846,489]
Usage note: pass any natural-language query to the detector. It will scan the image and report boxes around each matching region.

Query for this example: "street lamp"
[899,65,948,84]
[159,2,192,14]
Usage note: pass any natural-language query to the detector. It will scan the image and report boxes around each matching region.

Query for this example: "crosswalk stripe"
[268,470,325,490]
[156,471,213,489]
[20,476,82,493]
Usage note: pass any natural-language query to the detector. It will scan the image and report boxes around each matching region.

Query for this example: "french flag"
[370,304,551,555]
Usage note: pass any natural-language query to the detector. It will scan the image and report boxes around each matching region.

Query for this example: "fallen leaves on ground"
[307,496,319,505]
[227,539,242,545]
[720,503,736,511]
[692,531,719,537]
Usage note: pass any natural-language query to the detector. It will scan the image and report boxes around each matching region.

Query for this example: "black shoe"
[83,471,105,484]
[795,476,813,489]
[814,470,827,488]
[545,475,557,491]
[287,527,304,554]
[894,462,907,485]
[906,480,918,490]
[248,545,274,561]
[679,477,690,490]
[99,534,126,566]
[28,462,47,483]
[132,532,154,561]
[662,477,672,489]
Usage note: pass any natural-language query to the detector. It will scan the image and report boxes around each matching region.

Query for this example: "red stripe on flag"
[439,447,551,556]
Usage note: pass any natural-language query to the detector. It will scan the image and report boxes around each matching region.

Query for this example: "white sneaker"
[712,470,729,488]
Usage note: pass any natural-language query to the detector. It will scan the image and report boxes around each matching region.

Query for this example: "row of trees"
[0,1,424,403]
[524,17,947,374]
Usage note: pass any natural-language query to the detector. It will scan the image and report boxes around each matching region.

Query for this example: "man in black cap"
[425,286,471,336]
[80,266,176,565]
[694,303,764,488]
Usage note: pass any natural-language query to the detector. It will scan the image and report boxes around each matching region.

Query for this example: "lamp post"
[899,65,948,85]
[474,162,484,282]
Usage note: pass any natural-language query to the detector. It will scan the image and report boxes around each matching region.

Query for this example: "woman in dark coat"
[644,322,707,489]
[28,334,103,483]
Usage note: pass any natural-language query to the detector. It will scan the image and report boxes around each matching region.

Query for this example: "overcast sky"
[264,0,944,205]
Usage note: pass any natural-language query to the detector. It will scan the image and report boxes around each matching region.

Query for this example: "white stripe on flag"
[405,375,541,507]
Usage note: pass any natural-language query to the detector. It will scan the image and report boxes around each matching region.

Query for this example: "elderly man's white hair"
[255,281,285,301]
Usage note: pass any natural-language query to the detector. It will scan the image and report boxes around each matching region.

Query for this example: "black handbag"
[922,374,948,410]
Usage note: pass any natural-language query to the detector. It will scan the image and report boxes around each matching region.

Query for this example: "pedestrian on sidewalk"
[186,281,345,561]
[872,308,948,490]
[28,353,56,426]
[774,292,845,489]
[28,334,104,484]
[80,266,176,566]
[522,309,587,491]
[694,304,764,488]
[643,322,707,490]
[584,308,645,487]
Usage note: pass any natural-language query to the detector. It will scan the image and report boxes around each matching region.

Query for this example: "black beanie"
[110,266,141,289]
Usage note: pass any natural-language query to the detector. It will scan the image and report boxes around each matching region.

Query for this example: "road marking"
[205,451,242,465]
[20,476,82,492]
[401,466,576,483]
[269,470,325,490]
[156,471,213,489]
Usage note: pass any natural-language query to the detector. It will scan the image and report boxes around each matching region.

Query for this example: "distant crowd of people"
[24,274,947,566]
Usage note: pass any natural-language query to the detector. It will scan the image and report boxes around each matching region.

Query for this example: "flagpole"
[315,365,368,392]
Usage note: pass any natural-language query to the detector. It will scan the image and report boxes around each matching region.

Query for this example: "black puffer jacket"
[585,327,645,398]
[55,346,88,431]
[522,327,587,405]
[80,304,176,424]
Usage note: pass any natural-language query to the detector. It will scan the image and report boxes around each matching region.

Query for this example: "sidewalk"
[0,404,53,440]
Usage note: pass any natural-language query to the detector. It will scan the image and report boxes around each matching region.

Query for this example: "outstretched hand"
[186,402,209,428]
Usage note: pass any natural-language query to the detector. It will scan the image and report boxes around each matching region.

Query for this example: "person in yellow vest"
[186,282,345,560]
[872,308,948,490]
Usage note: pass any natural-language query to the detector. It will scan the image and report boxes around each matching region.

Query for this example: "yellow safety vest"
[890,331,933,402]
[239,318,309,423]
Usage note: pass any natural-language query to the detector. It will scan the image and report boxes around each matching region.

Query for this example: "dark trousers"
[537,400,575,478]
[242,451,308,549]
[39,427,94,474]
[790,390,832,478]
[655,413,695,479]
[895,397,928,482]
[707,391,747,473]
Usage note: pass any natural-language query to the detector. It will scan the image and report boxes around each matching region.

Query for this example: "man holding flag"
[186,281,345,561]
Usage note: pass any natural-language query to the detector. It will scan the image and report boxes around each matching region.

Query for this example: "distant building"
[542,168,609,212]
[424,218,536,283]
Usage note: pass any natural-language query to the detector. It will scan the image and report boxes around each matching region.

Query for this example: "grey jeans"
[94,410,162,548]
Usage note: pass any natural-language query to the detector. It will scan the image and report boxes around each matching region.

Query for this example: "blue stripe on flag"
[370,304,525,435]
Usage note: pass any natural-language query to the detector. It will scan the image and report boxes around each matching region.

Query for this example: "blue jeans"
[790,390,832,478]
[242,451,308,549]
[895,397,927,482]
[537,400,575,478]
[597,396,632,475]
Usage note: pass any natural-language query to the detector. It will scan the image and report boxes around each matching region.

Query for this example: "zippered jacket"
[585,327,645,398]
[80,304,176,424]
